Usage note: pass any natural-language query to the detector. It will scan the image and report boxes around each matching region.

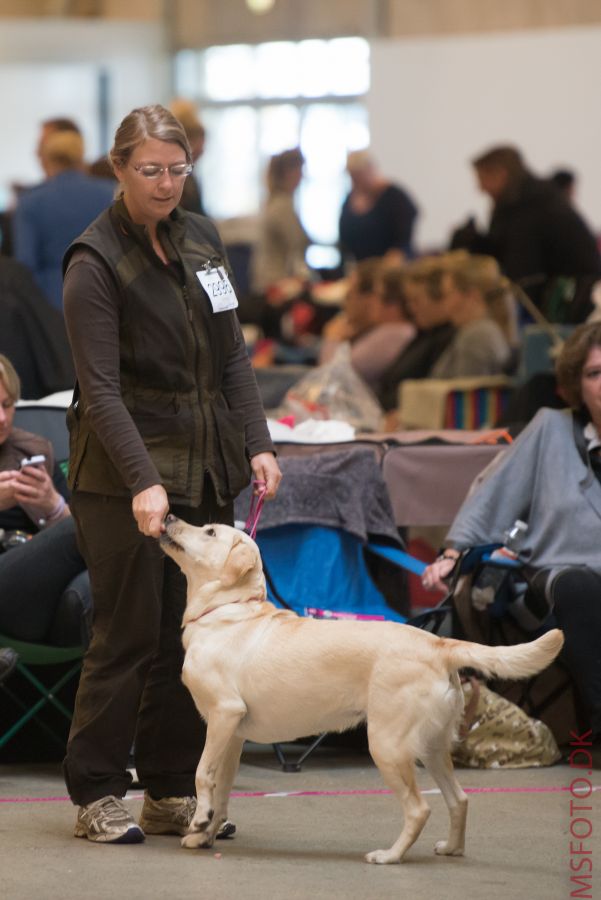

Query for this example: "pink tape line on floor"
[1,784,599,804]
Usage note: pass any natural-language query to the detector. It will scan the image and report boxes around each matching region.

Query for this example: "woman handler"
[62,105,281,843]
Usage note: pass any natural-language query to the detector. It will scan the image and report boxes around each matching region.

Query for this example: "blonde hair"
[0,354,21,404]
[403,255,449,301]
[109,104,192,172]
[445,252,514,340]
[346,149,374,174]
[41,130,84,169]
[169,98,205,140]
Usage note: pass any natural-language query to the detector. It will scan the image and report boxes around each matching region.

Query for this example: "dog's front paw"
[365,848,401,865]
[181,831,214,850]
[434,840,464,856]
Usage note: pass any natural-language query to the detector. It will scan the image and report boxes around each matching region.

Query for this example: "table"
[275,429,508,528]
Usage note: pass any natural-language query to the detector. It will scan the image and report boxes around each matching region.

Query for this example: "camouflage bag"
[452,677,561,769]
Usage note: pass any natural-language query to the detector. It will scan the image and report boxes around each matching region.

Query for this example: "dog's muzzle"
[160,514,182,550]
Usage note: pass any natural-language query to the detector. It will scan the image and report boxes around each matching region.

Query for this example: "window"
[174,37,370,254]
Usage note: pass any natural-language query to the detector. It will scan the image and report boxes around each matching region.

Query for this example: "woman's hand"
[132,484,169,538]
[13,464,62,517]
[421,554,459,593]
[250,452,282,500]
[0,470,19,512]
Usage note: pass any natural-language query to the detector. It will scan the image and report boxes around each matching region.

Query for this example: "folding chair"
[235,445,420,770]
[447,547,579,745]
[0,632,83,751]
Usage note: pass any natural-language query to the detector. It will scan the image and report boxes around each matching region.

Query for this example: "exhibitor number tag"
[196,266,238,312]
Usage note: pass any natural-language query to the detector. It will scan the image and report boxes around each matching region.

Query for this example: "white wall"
[369,26,601,252]
[0,20,169,208]
[3,18,601,251]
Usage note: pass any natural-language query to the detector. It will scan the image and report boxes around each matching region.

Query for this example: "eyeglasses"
[132,163,193,179]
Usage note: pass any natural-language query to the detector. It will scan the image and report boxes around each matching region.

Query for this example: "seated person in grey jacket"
[421,322,601,760]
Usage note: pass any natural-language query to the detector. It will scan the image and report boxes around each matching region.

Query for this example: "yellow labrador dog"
[160,516,563,864]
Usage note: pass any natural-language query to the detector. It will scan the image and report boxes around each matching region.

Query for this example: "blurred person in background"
[88,155,117,182]
[250,147,312,344]
[377,256,455,420]
[319,258,415,393]
[550,167,577,205]
[450,145,601,309]
[429,252,516,379]
[338,149,418,266]
[0,255,74,399]
[13,129,115,311]
[250,147,310,298]
[169,98,207,215]
[36,117,81,168]
[1,117,82,257]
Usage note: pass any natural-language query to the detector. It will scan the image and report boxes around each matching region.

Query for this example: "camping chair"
[235,446,426,770]
[256,527,425,771]
[444,546,579,745]
[0,633,83,751]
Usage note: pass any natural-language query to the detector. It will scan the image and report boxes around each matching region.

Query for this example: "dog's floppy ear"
[220,537,257,588]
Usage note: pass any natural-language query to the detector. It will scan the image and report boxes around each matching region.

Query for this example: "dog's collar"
[184,596,264,626]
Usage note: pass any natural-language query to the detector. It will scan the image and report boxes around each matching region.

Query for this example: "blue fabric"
[367,541,427,576]
[257,524,407,622]
[13,171,115,310]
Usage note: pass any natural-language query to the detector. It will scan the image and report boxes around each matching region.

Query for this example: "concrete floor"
[1,742,599,900]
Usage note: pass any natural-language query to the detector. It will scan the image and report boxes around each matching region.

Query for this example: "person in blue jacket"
[13,129,115,311]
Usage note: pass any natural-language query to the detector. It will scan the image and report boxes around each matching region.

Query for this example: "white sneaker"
[139,792,236,838]
[74,795,145,844]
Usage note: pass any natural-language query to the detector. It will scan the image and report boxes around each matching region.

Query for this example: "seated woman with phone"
[0,353,89,648]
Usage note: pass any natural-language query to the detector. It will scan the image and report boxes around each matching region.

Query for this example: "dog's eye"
[206,527,216,537]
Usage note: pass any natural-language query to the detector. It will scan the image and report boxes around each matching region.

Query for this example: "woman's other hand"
[250,452,282,500]
[132,484,170,538]
[0,469,19,512]
[14,464,62,517]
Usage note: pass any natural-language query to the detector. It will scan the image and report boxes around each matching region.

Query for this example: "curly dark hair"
[555,322,601,409]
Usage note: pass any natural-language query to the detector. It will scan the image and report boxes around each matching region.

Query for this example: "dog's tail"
[443,629,564,680]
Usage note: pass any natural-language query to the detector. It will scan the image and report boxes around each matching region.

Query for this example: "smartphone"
[20,454,46,469]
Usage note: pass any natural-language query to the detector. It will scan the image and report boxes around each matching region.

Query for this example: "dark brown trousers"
[63,483,233,806]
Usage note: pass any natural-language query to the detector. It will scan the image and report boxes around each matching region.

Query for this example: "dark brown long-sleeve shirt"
[64,245,274,499]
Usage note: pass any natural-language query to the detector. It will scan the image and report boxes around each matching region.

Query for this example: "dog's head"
[160,517,266,619]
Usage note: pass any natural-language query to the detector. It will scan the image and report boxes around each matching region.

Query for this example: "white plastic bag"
[278,344,384,432]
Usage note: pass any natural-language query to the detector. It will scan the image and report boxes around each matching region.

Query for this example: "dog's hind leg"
[420,749,467,857]
[182,705,245,850]
[365,731,431,865]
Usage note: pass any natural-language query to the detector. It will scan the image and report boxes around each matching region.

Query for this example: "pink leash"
[244,480,267,540]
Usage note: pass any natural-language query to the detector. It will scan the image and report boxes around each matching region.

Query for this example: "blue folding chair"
[254,526,428,770]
